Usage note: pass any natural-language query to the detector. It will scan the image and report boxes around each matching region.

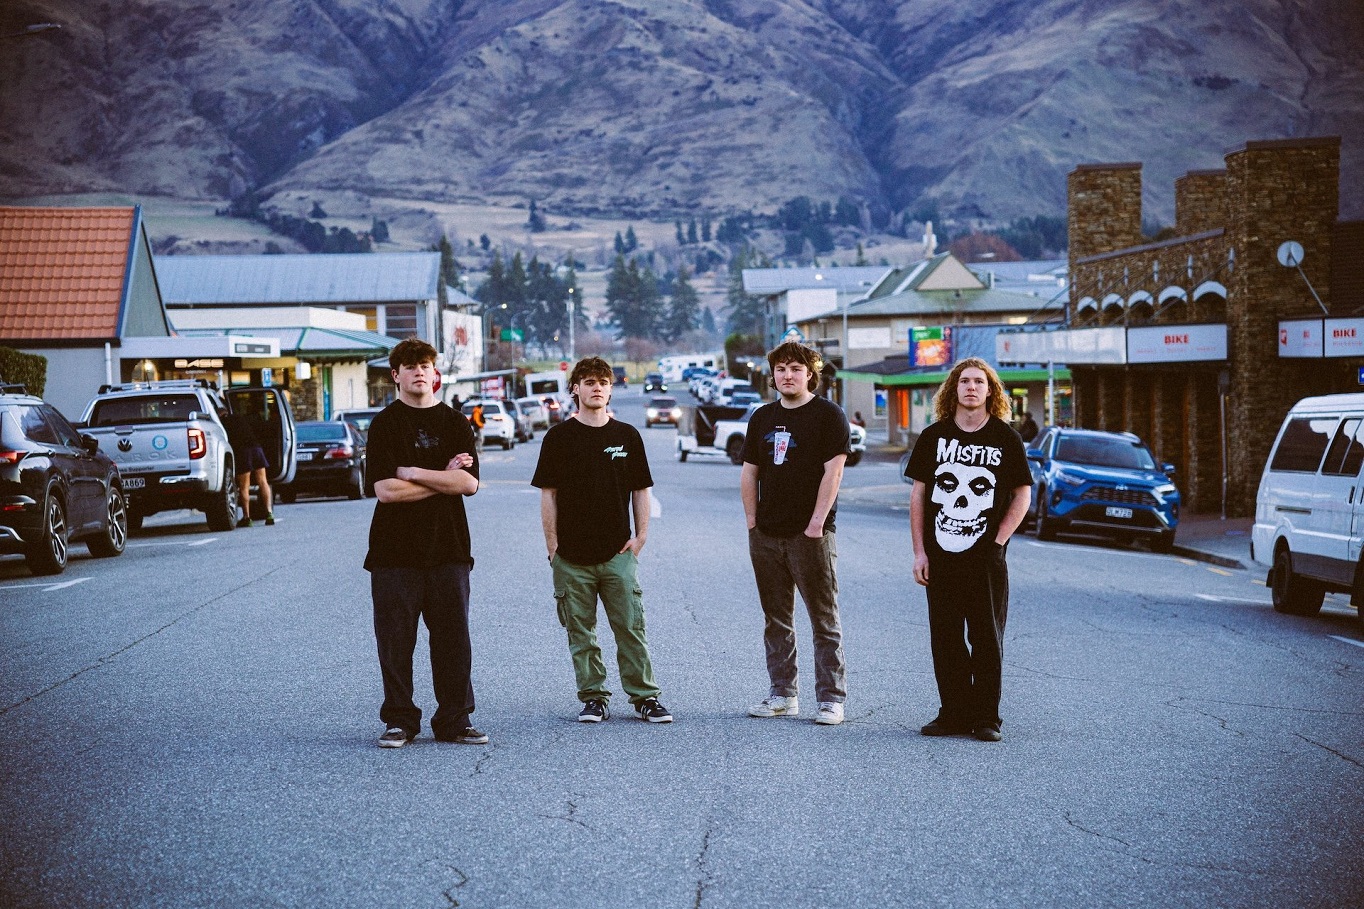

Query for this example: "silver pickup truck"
[79,380,296,531]
[676,403,866,466]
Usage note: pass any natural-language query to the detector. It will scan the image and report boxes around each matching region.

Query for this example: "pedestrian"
[852,411,866,427]
[218,407,275,527]
[531,356,673,725]
[742,340,851,726]
[364,338,487,748]
[470,401,485,448]
[904,357,1031,742]
[1019,411,1039,442]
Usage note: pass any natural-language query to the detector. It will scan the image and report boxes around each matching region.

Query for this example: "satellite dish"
[1277,241,1304,268]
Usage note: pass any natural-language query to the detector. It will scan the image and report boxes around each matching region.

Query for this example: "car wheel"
[1151,530,1176,554]
[346,467,364,500]
[205,467,238,531]
[726,435,744,466]
[278,489,297,505]
[1035,493,1060,541]
[87,485,128,558]
[846,451,862,467]
[1271,546,1325,615]
[26,487,69,575]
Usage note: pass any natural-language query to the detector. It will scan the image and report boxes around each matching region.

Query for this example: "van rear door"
[225,387,297,485]
[1299,413,1364,585]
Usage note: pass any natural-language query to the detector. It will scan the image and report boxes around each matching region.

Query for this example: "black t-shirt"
[742,395,851,536]
[531,417,653,566]
[364,400,479,571]
[905,415,1031,565]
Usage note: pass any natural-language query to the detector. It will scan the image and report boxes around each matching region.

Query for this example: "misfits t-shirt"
[531,417,653,565]
[905,416,1030,563]
[742,395,851,536]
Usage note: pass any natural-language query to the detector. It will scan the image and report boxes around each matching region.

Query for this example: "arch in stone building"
[1127,291,1155,324]
[1192,281,1228,321]
[1157,285,1189,322]
[1100,293,1125,324]
[1074,296,1100,326]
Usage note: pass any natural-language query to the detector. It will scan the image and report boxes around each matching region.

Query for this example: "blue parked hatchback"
[1026,427,1180,552]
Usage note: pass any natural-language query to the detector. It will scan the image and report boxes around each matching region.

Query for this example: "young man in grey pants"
[742,341,851,725]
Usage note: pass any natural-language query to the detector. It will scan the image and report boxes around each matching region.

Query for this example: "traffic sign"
[781,326,805,342]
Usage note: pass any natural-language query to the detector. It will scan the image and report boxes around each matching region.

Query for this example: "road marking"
[651,494,662,518]
[1329,635,1364,649]
[187,538,217,547]
[1205,567,1232,576]
[1196,593,1268,604]
[1,577,92,592]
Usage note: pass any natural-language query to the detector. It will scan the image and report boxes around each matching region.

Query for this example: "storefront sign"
[1324,318,1364,358]
[1278,320,1323,357]
[232,342,274,355]
[174,358,224,368]
[909,326,952,368]
[1126,324,1227,363]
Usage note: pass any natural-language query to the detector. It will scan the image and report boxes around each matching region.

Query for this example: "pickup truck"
[676,403,866,466]
[79,380,296,531]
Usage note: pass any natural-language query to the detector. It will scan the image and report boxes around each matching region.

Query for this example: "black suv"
[0,387,128,574]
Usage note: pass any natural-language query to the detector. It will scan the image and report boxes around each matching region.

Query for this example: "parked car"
[0,387,127,574]
[645,396,682,427]
[276,421,367,502]
[462,400,517,449]
[1252,392,1364,624]
[1027,427,1180,551]
[643,372,667,393]
[507,399,536,442]
[539,394,567,424]
[729,391,761,407]
[676,403,867,466]
[516,396,550,430]
[80,379,296,530]
[612,366,628,386]
[334,407,384,433]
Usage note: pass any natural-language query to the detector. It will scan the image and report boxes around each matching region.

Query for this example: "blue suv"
[1026,427,1180,552]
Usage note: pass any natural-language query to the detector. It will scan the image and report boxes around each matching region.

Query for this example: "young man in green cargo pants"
[531,356,672,724]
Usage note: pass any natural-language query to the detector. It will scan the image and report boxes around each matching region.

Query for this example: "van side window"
[1323,418,1364,476]
[1270,417,1338,473]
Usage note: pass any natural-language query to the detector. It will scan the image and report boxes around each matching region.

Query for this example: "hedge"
[0,346,47,397]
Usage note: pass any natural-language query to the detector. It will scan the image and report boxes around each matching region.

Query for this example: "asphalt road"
[2,387,1362,909]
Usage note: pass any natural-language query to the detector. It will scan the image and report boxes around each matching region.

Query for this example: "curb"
[1169,545,1247,571]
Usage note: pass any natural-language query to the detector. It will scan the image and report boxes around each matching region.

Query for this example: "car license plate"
[297,452,313,461]
[1105,506,1133,519]
[123,477,145,489]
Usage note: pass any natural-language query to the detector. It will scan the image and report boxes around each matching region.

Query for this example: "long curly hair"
[933,357,1011,423]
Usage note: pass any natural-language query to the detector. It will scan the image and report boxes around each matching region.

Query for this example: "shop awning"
[839,366,1071,387]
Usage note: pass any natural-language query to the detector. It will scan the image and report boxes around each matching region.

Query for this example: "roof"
[805,287,1048,321]
[0,206,137,340]
[742,266,889,295]
[177,325,400,361]
[155,252,441,305]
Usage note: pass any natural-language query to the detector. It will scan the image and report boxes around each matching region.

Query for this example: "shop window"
[384,304,419,339]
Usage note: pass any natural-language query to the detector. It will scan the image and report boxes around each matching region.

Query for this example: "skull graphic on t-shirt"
[932,461,996,552]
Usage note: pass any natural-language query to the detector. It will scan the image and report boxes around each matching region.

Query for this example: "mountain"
[2,0,1361,225]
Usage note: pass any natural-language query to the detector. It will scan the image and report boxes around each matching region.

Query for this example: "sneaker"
[450,726,489,745]
[377,726,412,748]
[920,716,972,737]
[237,517,253,528]
[635,697,673,723]
[748,695,799,718]
[578,699,610,723]
[973,723,1002,742]
[264,512,276,526]
[814,702,845,725]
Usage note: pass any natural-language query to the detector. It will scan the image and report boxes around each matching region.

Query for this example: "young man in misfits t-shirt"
[905,357,1031,742]
[365,338,486,749]
[742,341,851,727]
[531,356,672,725]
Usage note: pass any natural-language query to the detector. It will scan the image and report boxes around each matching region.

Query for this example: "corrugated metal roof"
[0,206,136,340]
[155,252,441,305]
[178,325,399,358]
[807,288,1047,320]
[742,266,889,295]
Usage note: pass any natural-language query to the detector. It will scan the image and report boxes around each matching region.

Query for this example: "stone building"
[1000,137,1362,517]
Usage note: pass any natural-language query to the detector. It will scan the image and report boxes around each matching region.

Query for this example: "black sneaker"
[237,517,253,528]
[920,716,971,737]
[578,699,610,723]
[264,512,277,526]
[635,697,673,723]
[451,726,489,745]
[973,723,1002,742]
[377,726,413,748]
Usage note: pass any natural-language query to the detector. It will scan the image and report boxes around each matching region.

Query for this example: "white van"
[1252,392,1364,623]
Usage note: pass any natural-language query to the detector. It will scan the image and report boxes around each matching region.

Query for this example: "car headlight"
[646,408,658,418]
[1055,470,1085,488]
[1153,483,1177,500]
[669,408,681,419]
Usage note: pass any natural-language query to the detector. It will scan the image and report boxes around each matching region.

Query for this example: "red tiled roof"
[0,206,136,340]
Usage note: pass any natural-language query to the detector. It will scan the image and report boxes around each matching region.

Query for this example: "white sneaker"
[814,702,845,725]
[748,695,799,718]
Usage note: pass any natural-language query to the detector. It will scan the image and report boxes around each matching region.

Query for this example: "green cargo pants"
[552,550,661,706]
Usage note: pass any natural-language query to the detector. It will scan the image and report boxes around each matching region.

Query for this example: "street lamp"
[567,287,576,362]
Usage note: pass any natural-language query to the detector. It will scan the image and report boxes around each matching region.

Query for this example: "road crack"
[539,796,594,832]
[0,566,284,717]
[1295,733,1364,769]
[693,819,715,909]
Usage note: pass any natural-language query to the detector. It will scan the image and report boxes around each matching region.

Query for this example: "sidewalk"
[848,443,1254,570]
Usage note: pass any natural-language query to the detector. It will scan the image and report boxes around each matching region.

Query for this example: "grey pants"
[748,527,846,703]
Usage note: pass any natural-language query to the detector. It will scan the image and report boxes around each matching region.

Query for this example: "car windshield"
[87,395,200,426]
[651,397,677,408]
[298,422,348,442]
[339,411,379,431]
[1057,436,1156,470]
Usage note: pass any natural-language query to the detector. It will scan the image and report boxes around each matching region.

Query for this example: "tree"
[479,234,491,251]
[309,201,327,219]
[605,255,663,340]
[701,306,717,335]
[624,226,638,253]
[614,231,626,255]
[701,216,712,242]
[675,220,686,245]
[527,199,546,232]
[370,218,390,243]
[661,266,701,342]
[726,246,770,335]
[686,219,698,245]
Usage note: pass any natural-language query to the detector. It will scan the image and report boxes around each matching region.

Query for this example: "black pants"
[371,563,475,738]
[926,545,1009,727]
